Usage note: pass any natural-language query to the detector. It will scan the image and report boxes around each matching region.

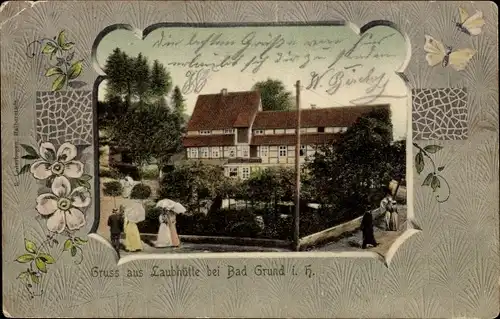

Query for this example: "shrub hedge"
[130,183,152,199]
[102,180,123,197]
[111,163,140,181]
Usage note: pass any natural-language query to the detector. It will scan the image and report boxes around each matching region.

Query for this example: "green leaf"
[45,66,64,77]
[67,60,83,80]
[41,42,57,55]
[20,144,38,157]
[77,180,91,189]
[30,273,40,284]
[437,166,445,172]
[71,246,77,257]
[52,74,66,91]
[61,42,75,51]
[63,239,73,251]
[35,257,47,273]
[57,30,66,47]
[423,145,443,154]
[422,173,434,186]
[415,152,425,174]
[21,154,39,160]
[24,239,37,254]
[15,254,35,263]
[74,237,88,245]
[17,271,30,280]
[38,253,55,264]
[80,174,92,181]
[17,164,31,176]
[431,176,441,192]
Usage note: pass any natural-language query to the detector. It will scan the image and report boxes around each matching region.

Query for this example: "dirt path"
[312,206,408,256]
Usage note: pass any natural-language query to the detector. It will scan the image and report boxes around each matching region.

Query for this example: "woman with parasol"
[122,202,145,252]
[153,210,172,248]
[156,199,188,248]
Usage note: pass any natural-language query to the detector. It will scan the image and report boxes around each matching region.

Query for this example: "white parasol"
[122,200,146,223]
[156,198,188,215]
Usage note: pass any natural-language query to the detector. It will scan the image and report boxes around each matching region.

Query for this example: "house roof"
[251,133,340,146]
[182,135,235,147]
[186,90,260,131]
[252,104,390,130]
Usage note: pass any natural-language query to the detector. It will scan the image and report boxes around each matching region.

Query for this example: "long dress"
[153,214,172,248]
[360,211,377,248]
[124,216,143,252]
[380,196,393,231]
[389,205,399,231]
[167,211,181,247]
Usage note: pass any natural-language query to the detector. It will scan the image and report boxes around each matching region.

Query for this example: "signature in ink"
[182,69,210,94]
[305,32,404,104]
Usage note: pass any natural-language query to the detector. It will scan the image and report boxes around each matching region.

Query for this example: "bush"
[111,163,140,180]
[174,208,263,238]
[141,166,159,180]
[137,206,163,234]
[99,167,121,179]
[130,183,152,199]
[209,209,261,238]
[102,180,123,197]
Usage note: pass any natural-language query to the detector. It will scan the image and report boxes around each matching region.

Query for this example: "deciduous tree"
[109,104,183,179]
[306,108,398,217]
[252,78,293,111]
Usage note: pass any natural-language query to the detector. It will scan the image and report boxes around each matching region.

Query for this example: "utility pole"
[293,80,301,251]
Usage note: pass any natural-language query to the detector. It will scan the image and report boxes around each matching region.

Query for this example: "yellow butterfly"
[456,7,485,36]
[424,35,476,71]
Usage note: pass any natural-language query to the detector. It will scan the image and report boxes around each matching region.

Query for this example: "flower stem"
[26,38,60,58]
[435,175,451,203]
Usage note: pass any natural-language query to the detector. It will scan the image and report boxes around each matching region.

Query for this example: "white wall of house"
[236,145,250,158]
[187,129,238,136]
[256,145,312,164]
[252,127,348,135]
[186,144,315,163]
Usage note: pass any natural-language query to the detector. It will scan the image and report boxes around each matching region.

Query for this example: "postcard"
[1,1,498,318]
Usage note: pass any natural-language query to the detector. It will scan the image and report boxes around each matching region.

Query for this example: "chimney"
[310,104,316,109]
[221,88,228,96]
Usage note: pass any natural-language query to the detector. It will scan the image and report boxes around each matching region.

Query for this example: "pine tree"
[133,53,151,105]
[171,86,186,116]
[104,48,127,100]
[150,59,172,102]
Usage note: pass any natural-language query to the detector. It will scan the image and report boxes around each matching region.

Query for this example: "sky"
[96,24,410,140]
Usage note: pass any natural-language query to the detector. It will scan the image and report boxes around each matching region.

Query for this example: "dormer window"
[200,130,211,135]
[254,129,264,135]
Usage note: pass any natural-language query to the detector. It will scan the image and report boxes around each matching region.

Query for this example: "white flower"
[30,142,84,180]
[35,176,91,233]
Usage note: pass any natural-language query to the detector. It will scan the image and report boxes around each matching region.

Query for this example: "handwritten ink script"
[89,264,317,279]
[150,27,407,104]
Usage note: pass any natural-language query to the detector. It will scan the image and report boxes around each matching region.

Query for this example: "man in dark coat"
[360,210,378,249]
[107,208,124,258]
